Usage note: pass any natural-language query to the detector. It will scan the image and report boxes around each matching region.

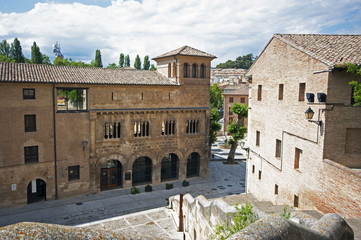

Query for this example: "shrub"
[145,185,152,192]
[131,187,140,194]
[166,183,173,190]
[280,206,291,219]
[182,180,189,187]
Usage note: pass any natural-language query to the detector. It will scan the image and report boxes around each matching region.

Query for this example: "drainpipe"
[52,84,58,200]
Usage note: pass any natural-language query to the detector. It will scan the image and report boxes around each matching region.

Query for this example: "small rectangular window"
[24,115,36,132]
[279,84,284,100]
[68,165,80,181]
[275,139,281,158]
[258,170,262,180]
[298,83,305,101]
[240,97,245,103]
[24,146,38,164]
[23,88,35,99]
[252,165,255,173]
[257,85,262,101]
[275,184,278,195]
[256,131,260,146]
[295,148,302,169]
[294,195,299,208]
[229,97,234,103]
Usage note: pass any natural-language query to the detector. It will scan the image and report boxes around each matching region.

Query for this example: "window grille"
[134,121,150,137]
[104,122,121,139]
[186,120,199,134]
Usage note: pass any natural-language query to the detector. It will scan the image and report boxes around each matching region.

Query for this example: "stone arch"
[100,159,123,190]
[184,148,203,178]
[27,178,46,204]
[161,153,180,182]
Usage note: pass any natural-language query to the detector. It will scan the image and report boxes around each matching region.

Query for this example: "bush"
[166,183,173,190]
[182,180,189,187]
[145,185,152,192]
[131,187,140,194]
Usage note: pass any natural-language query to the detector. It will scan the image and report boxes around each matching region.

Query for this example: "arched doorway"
[132,156,152,185]
[27,179,46,204]
[161,153,179,181]
[187,152,200,178]
[101,160,122,190]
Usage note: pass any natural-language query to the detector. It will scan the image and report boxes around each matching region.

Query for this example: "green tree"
[125,54,130,67]
[346,63,361,106]
[210,83,223,110]
[94,49,103,68]
[210,108,222,147]
[31,42,42,64]
[143,55,150,70]
[0,55,14,63]
[42,54,52,65]
[227,103,248,164]
[216,53,256,69]
[10,37,25,63]
[119,53,125,68]
[134,54,141,69]
[0,40,10,57]
[107,63,118,69]
[150,64,156,70]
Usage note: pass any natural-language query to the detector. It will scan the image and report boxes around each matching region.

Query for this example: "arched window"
[27,179,46,204]
[132,156,152,185]
[183,63,189,78]
[161,153,179,181]
[192,64,197,78]
[173,62,176,77]
[187,152,200,177]
[200,64,205,78]
[168,63,171,77]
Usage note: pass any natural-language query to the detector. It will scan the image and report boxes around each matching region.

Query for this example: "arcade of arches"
[99,152,202,190]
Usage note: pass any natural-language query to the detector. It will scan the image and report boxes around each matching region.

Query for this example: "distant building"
[222,83,249,135]
[210,68,247,84]
[0,46,216,208]
[246,34,361,218]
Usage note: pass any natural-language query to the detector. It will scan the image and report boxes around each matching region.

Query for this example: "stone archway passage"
[101,160,122,190]
[161,153,179,182]
[27,179,46,204]
[132,156,152,185]
[187,152,200,178]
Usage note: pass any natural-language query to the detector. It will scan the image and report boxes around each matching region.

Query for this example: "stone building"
[210,68,247,84]
[246,34,361,218]
[222,83,249,135]
[0,46,216,208]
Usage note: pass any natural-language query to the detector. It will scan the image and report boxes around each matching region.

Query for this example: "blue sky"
[0,0,360,67]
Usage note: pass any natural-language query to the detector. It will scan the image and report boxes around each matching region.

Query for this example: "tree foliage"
[227,103,248,164]
[150,64,156,70]
[94,49,103,68]
[53,57,93,67]
[210,83,223,110]
[10,37,25,63]
[0,40,10,57]
[119,53,124,68]
[346,63,361,106]
[125,54,130,67]
[134,54,141,69]
[31,41,43,64]
[107,63,118,69]
[216,53,256,69]
[143,55,150,70]
[210,108,222,146]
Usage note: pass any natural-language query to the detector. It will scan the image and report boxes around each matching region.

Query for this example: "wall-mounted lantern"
[305,107,322,126]
[82,140,88,151]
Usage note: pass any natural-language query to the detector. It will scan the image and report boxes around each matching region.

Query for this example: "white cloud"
[0,0,360,67]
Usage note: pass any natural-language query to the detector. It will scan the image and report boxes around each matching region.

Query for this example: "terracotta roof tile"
[274,34,361,67]
[153,46,216,59]
[0,62,178,86]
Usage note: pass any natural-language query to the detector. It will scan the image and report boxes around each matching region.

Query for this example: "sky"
[0,0,361,67]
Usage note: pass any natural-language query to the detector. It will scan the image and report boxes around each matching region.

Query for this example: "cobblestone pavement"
[0,137,247,228]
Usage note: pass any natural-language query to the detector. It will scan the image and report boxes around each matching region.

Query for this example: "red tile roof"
[153,46,216,60]
[0,62,178,86]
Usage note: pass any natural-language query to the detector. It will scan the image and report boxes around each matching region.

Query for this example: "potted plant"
[131,187,140,194]
[145,185,152,192]
[182,180,190,187]
[166,183,173,190]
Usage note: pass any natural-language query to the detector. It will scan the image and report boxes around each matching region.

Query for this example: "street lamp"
[305,107,322,126]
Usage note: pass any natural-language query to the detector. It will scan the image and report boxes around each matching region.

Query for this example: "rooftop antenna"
[53,41,64,59]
